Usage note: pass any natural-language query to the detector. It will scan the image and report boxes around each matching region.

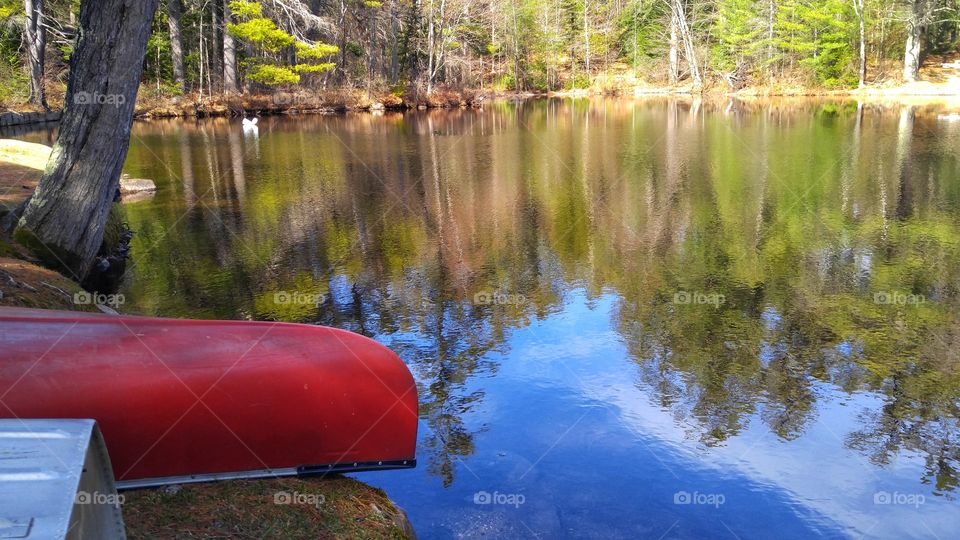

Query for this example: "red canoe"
[0,307,417,488]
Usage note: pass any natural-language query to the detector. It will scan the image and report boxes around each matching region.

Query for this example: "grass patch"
[122,476,414,539]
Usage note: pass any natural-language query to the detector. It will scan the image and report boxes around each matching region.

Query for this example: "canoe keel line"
[0,308,418,487]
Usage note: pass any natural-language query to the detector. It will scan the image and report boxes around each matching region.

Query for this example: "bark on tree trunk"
[167,0,186,91]
[223,0,238,93]
[24,0,47,109]
[14,0,160,280]
[903,0,924,82]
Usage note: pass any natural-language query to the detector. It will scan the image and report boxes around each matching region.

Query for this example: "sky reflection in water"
[76,98,960,538]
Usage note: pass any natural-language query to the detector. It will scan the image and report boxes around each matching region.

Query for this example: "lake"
[24,98,960,538]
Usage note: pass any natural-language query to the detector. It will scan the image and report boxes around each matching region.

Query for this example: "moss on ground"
[0,257,97,311]
[122,476,415,539]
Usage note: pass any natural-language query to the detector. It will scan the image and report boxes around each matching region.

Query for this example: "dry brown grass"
[122,476,415,540]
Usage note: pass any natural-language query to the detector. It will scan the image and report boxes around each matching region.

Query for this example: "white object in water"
[242,117,258,127]
[937,113,960,121]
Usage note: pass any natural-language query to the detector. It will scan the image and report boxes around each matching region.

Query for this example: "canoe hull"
[0,308,418,486]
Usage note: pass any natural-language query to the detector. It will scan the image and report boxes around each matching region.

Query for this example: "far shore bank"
[136,79,960,119]
[3,77,960,127]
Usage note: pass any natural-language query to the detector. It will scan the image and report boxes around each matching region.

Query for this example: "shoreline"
[129,81,960,118]
[2,81,958,127]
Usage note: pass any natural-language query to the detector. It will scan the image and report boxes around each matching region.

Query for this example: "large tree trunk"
[223,0,238,93]
[24,0,47,109]
[14,0,160,280]
[167,0,186,91]
[903,0,924,82]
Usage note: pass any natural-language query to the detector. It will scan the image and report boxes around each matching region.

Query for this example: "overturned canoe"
[0,307,418,488]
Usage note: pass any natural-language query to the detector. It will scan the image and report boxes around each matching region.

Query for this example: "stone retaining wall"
[0,111,62,127]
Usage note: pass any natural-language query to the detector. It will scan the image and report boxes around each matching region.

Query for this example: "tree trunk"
[14,0,160,280]
[223,0,238,93]
[24,0,47,109]
[211,1,223,87]
[853,0,866,87]
[767,0,775,81]
[167,0,185,91]
[670,0,701,86]
[389,11,398,83]
[668,12,678,84]
[583,0,590,78]
[426,0,436,92]
[903,0,924,82]
[510,0,521,90]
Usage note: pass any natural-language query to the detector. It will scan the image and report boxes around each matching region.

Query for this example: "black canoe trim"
[298,459,417,476]
[116,459,417,490]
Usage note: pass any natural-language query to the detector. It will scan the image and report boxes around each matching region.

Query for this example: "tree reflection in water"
[118,98,960,493]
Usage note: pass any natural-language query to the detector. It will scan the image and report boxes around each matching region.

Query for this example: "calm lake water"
[15,98,960,538]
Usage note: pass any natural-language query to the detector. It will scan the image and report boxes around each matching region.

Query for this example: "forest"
[1,0,959,109]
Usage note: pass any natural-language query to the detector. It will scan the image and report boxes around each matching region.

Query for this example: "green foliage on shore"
[227,1,336,86]
[3,0,960,104]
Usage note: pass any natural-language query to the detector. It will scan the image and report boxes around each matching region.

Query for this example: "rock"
[0,139,53,170]
[119,175,156,193]
[370,102,385,111]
